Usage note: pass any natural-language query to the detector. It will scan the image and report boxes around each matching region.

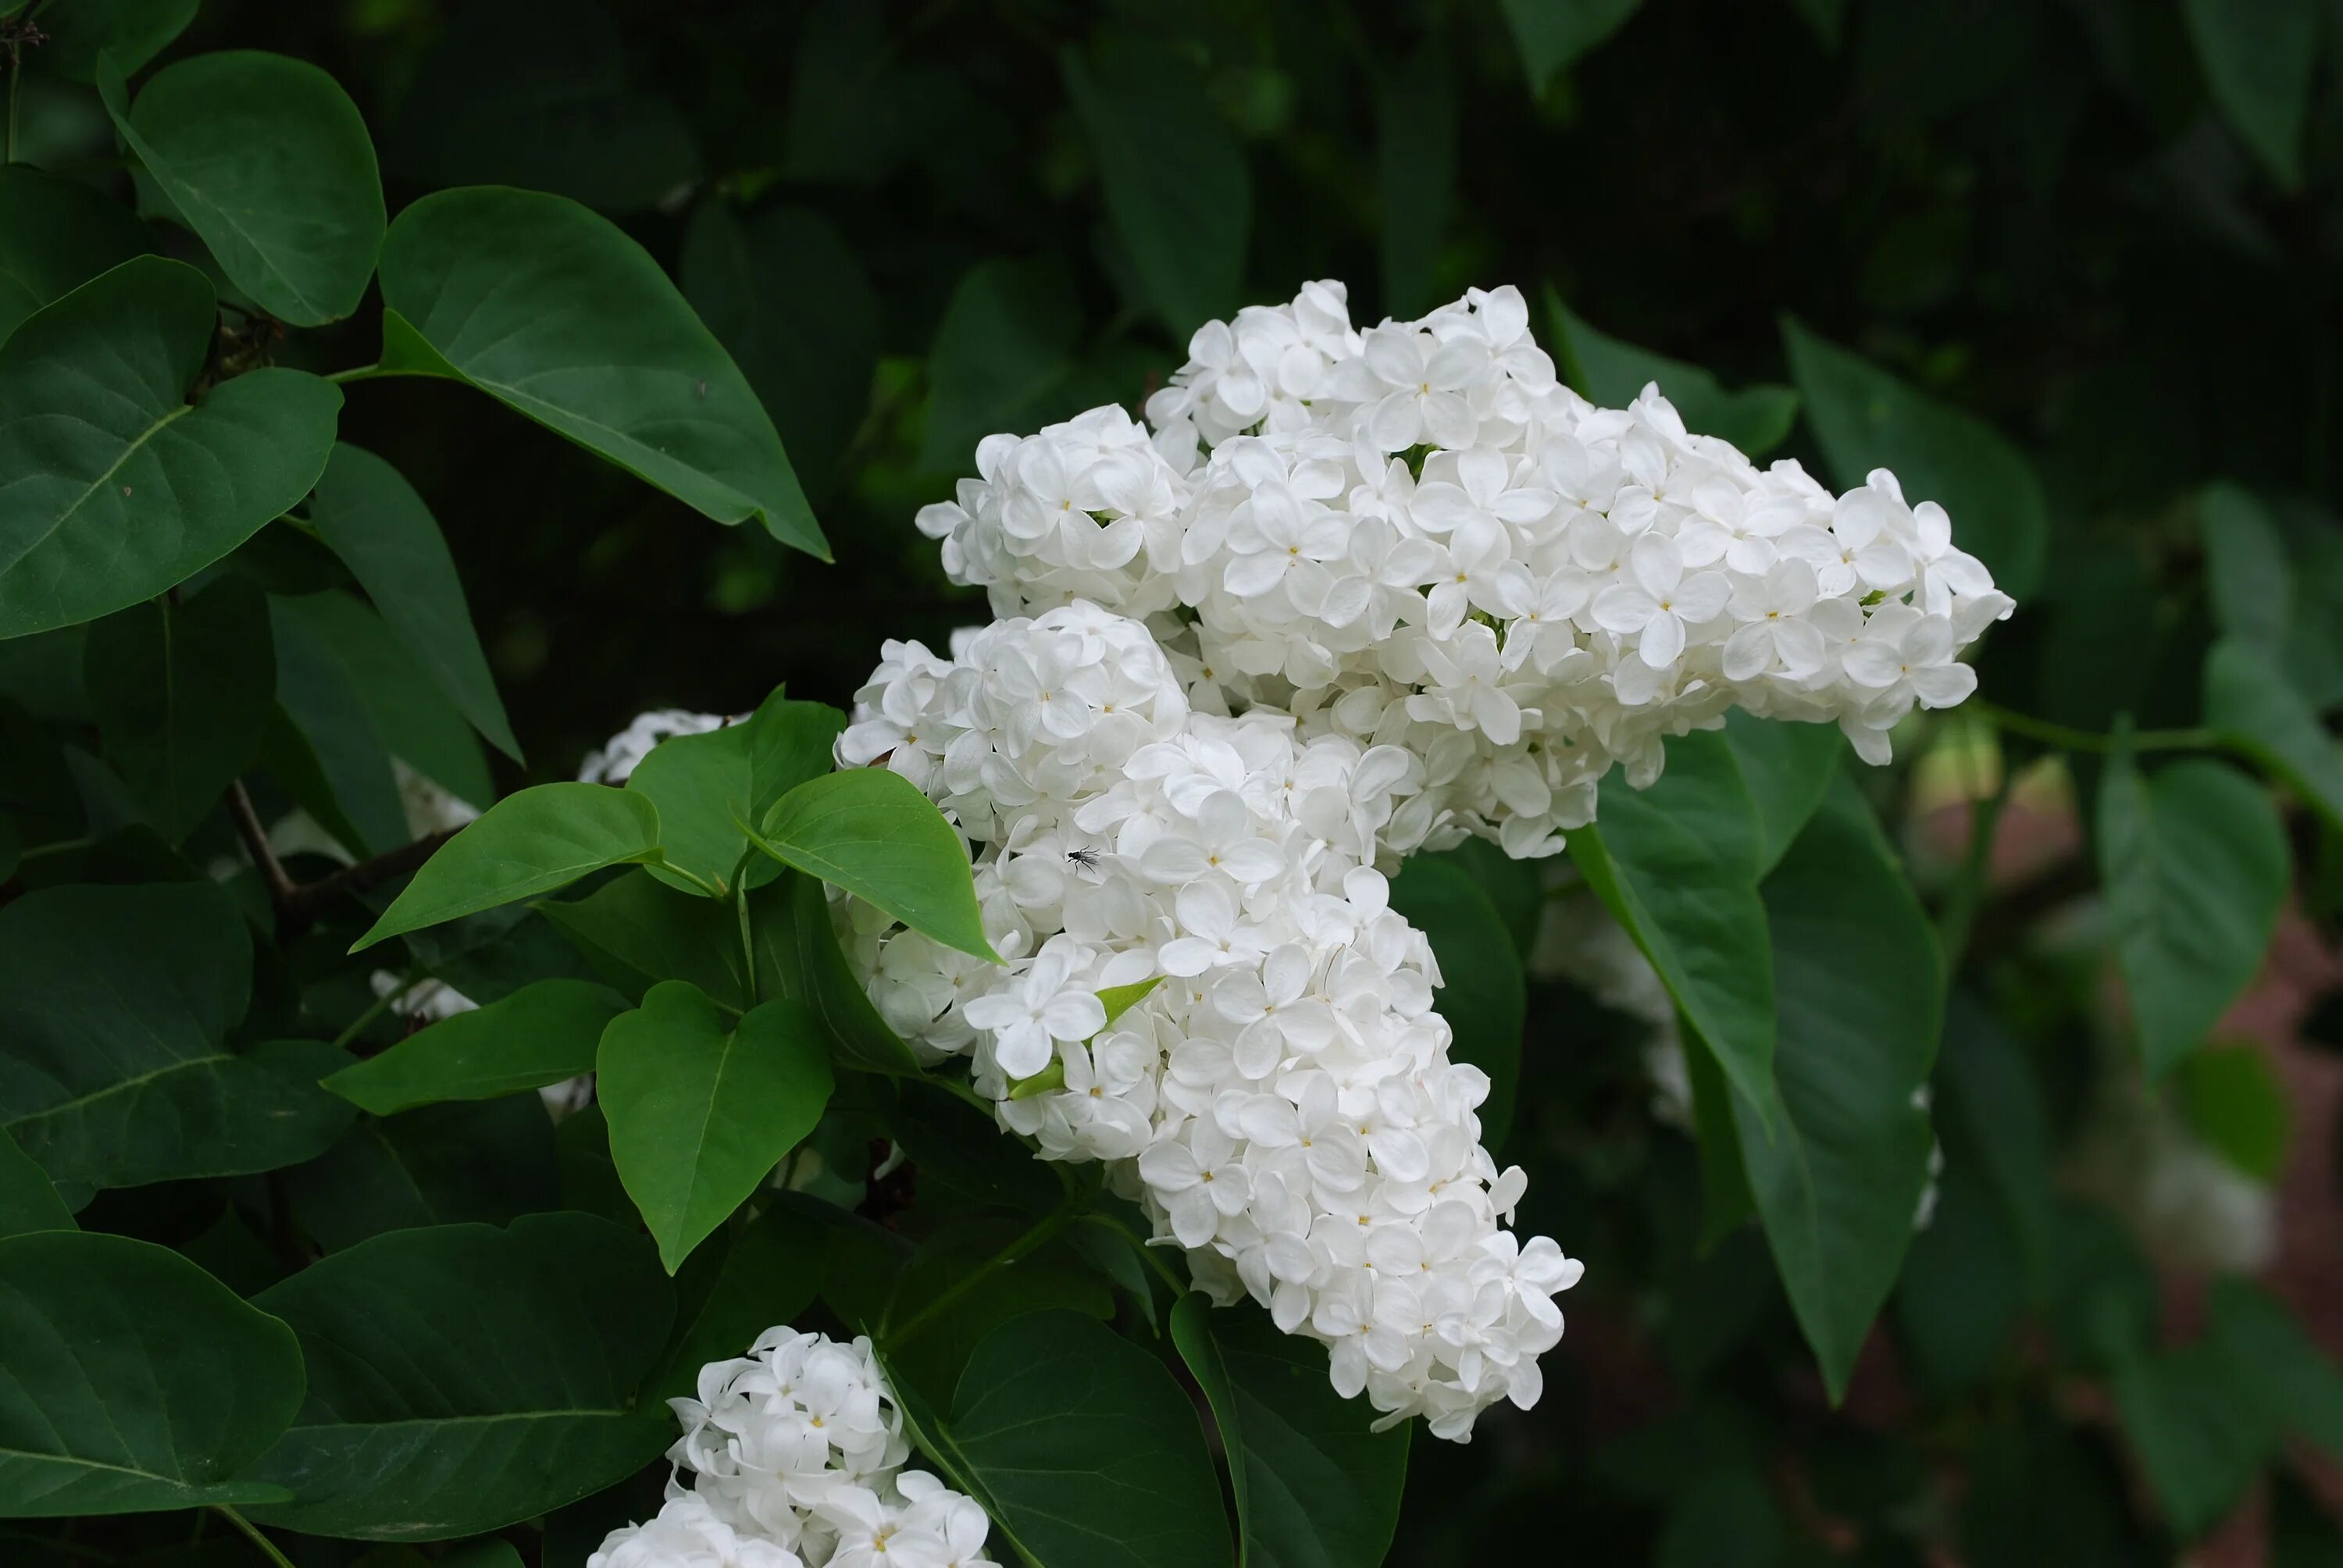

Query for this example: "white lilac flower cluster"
[838,603,1581,1440]
[590,1327,995,1568]
[915,281,2013,858]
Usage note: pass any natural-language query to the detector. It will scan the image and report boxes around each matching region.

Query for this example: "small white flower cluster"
[591,1326,995,1568]
[580,707,737,786]
[839,603,1582,1440]
[916,281,2013,857]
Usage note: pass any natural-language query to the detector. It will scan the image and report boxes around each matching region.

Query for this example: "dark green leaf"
[269,612,408,857]
[0,166,155,344]
[1063,39,1250,338]
[1719,712,1844,874]
[84,573,273,842]
[2174,1043,2289,1181]
[0,1127,74,1240]
[2199,483,2292,657]
[2113,1340,2275,1539]
[101,51,385,326]
[754,768,997,963]
[682,203,878,497]
[2204,637,2343,832]
[538,868,751,1011]
[2099,754,2285,1074]
[386,0,698,215]
[287,1097,561,1252]
[2180,0,2321,188]
[1781,315,2046,600]
[0,1230,304,1515]
[1389,853,1525,1150]
[0,882,357,1190]
[2207,1276,2343,1462]
[376,187,825,559]
[648,1203,828,1404]
[1568,729,1775,1118]
[0,257,341,639]
[353,783,664,951]
[1549,294,1799,455]
[1734,779,1941,1400]
[1498,0,1645,92]
[243,1213,674,1541]
[918,256,1081,474]
[33,0,195,82]
[883,1229,1114,1399]
[308,444,520,762]
[894,1309,1233,1568]
[323,980,629,1117]
[270,590,494,811]
[599,984,834,1272]
[1171,1295,1409,1568]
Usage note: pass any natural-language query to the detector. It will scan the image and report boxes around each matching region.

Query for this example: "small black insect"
[1065,847,1104,871]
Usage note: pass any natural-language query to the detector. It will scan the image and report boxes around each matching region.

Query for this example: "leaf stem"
[736,882,758,1006]
[323,362,389,383]
[1936,770,2012,971]
[333,965,420,1050]
[887,1195,1081,1349]
[213,1507,296,1568]
[1973,700,2222,757]
[16,834,95,861]
[1077,1210,1187,1294]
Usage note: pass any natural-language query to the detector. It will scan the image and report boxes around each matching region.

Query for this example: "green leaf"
[2113,1340,2276,1539]
[1548,293,1799,455]
[376,187,825,559]
[2180,0,2322,189]
[2199,483,2293,658]
[287,1098,560,1253]
[0,1126,74,1240]
[83,572,274,842]
[883,1228,1114,1399]
[538,868,751,1011]
[308,444,520,762]
[1568,729,1775,1119]
[384,0,698,216]
[1498,0,1645,93]
[1171,1295,1409,1568]
[1388,853,1525,1150]
[1734,779,1942,1401]
[647,1203,828,1404]
[353,783,665,951]
[271,590,494,811]
[268,624,407,857]
[2099,754,2286,1075]
[0,882,358,1191]
[100,51,386,326]
[751,871,925,1075]
[753,768,997,962]
[1781,315,2047,600]
[895,1309,1233,1568]
[33,0,195,82]
[2204,637,2343,832]
[2208,1277,2343,1462]
[918,256,1080,474]
[1719,712,1844,875]
[599,984,834,1273]
[243,1213,674,1540]
[0,1231,304,1516]
[682,202,878,497]
[0,166,155,344]
[623,693,845,897]
[323,980,629,1117]
[1062,39,1250,339]
[2175,1043,2289,1182]
[0,257,342,639]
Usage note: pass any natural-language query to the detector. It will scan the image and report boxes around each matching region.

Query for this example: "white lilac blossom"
[837,604,1582,1440]
[580,707,738,786]
[590,1327,997,1568]
[915,281,2013,860]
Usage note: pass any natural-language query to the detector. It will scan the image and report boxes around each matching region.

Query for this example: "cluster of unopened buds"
[590,1327,994,1568]
[833,280,2007,1439]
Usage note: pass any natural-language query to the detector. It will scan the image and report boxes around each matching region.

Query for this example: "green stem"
[6,49,20,166]
[1077,1211,1186,1295]
[16,834,95,862]
[1937,771,2012,971]
[888,1198,1080,1348]
[213,1507,296,1568]
[1973,700,2222,757]
[323,362,390,384]
[333,967,419,1050]
[736,882,758,1006]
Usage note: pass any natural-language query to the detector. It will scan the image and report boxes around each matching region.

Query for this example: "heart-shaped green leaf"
[0,256,341,639]
[751,768,997,963]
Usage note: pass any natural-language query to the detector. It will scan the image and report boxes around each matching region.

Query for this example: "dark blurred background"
[19,1,2343,1562]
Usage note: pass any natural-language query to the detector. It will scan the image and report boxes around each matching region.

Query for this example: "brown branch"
[226,780,299,908]
[281,828,458,921]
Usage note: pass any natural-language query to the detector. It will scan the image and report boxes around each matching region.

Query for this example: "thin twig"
[1974,700,2225,757]
[281,829,457,921]
[212,1507,296,1568]
[226,780,299,909]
